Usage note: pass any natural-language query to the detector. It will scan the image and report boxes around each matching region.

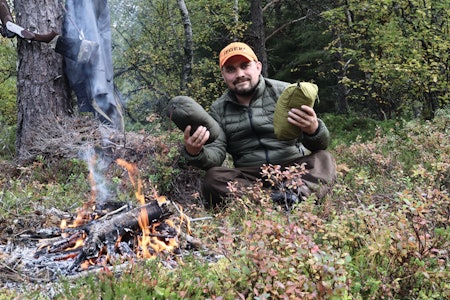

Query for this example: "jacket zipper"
[247,107,270,164]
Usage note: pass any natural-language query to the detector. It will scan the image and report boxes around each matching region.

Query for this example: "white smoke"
[80,147,111,205]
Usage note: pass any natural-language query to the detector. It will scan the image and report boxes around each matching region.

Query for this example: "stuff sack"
[167,96,221,144]
[273,82,318,141]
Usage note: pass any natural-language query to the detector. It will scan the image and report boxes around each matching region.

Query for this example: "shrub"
[214,207,352,299]
[325,109,450,298]
[0,121,16,159]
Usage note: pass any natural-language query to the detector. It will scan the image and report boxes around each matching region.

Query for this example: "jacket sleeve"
[301,118,330,151]
[181,109,228,170]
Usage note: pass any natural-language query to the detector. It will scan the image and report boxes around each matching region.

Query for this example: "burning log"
[69,200,168,271]
[0,153,211,289]
[39,231,85,254]
[0,199,212,287]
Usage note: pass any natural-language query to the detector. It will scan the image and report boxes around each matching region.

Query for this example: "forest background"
[0,0,449,299]
[2,0,449,132]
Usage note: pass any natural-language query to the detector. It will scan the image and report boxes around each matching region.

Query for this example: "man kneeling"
[176,42,337,208]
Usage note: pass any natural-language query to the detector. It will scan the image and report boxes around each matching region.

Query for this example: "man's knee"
[201,167,226,208]
[202,167,221,189]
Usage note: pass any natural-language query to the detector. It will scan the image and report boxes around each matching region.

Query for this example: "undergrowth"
[1,110,449,299]
[0,120,15,160]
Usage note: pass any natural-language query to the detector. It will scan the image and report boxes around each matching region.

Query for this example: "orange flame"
[80,259,93,270]
[116,158,145,205]
[138,207,153,258]
[66,237,85,250]
[60,219,67,230]
[116,159,158,258]
[57,157,180,268]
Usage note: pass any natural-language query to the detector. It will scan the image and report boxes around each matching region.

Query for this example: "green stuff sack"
[273,82,318,141]
[167,96,221,144]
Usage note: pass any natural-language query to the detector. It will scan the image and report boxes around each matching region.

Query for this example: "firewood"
[34,231,84,258]
[69,200,167,271]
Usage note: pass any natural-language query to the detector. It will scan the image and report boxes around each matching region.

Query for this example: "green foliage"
[57,257,228,299]
[110,0,248,125]
[110,0,183,121]
[213,206,352,299]
[0,38,17,126]
[191,0,248,44]
[144,133,183,195]
[265,1,338,113]
[321,113,398,148]
[3,0,449,132]
[323,0,450,119]
[320,189,449,299]
[0,157,91,218]
[335,109,449,190]
[0,122,16,160]
[0,33,17,161]
[121,118,190,197]
[106,0,450,125]
[185,58,226,109]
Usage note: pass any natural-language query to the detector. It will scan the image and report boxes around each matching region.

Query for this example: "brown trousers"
[201,150,337,207]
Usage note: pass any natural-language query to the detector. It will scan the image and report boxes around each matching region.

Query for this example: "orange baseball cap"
[219,42,258,68]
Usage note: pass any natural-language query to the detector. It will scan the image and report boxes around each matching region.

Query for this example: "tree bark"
[248,0,267,76]
[14,0,72,163]
[177,0,193,91]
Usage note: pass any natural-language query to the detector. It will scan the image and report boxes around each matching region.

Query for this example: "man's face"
[221,55,262,96]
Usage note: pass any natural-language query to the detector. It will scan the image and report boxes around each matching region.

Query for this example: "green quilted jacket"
[182,76,330,169]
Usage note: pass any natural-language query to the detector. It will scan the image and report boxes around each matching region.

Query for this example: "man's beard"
[232,78,258,96]
[234,86,257,96]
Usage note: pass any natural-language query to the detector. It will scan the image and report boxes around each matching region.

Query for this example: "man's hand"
[0,24,15,38]
[184,125,210,156]
[287,105,319,135]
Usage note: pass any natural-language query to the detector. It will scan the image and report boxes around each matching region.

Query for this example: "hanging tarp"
[63,0,124,130]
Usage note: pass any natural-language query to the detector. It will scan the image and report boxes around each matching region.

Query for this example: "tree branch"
[262,0,282,13]
[265,15,308,42]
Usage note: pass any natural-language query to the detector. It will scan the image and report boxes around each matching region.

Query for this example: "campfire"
[0,156,200,284]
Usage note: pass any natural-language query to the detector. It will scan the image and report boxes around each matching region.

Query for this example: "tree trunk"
[14,0,72,163]
[248,0,267,76]
[177,0,193,91]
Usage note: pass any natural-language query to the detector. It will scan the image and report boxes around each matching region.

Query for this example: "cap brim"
[220,54,254,68]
